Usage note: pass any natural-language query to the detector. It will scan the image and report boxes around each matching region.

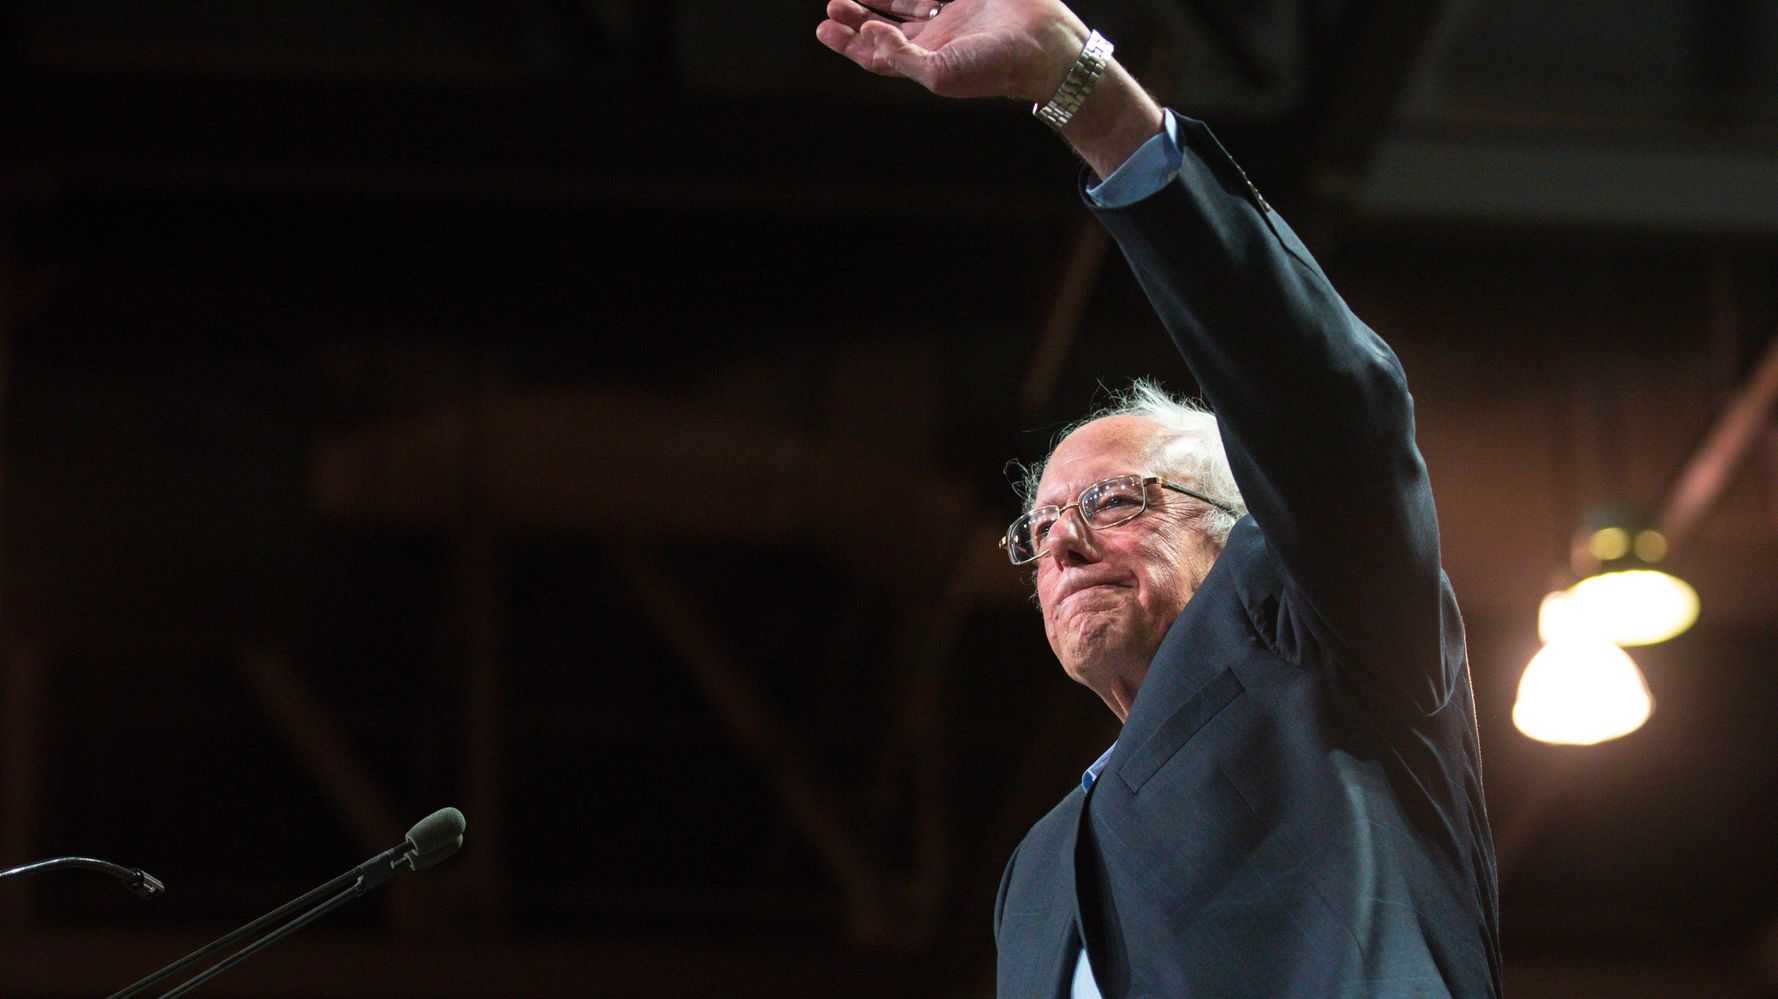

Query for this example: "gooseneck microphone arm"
[107,806,465,999]
[108,844,406,999]
[155,876,368,999]
[0,856,166,899]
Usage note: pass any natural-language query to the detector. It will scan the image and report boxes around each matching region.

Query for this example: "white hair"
[1017,379,1247,550]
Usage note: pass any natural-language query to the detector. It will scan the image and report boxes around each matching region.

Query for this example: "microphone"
[108,807,466,999]
[0,856,166,899]
[411,834,463,872]
[402,807,464,865]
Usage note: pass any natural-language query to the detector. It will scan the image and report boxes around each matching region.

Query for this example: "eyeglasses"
[1000,474,1236,565]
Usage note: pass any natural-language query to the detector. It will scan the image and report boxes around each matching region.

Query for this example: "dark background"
[1,1,1776,995]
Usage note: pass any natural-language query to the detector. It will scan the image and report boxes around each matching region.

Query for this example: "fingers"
[814,17,856,54]
[818,0,945,85]
[858,0,949,19]
[824,0,898,31]
[857,20,941,89]
[817,2,931,79]
[816,15,910,77]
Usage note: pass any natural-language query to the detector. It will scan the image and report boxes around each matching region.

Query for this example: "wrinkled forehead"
[1034,416,1167,505]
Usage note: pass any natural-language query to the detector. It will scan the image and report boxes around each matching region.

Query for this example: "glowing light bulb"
[1538,589,1586,643]
[1565,569,1699,646]
[1512,637,1654,745]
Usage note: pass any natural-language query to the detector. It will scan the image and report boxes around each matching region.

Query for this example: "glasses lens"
[1006,514,1037,564]
[1007,508,1059,564]
[1082,475,1145,528]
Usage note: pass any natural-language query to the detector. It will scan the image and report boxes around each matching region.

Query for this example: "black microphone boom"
[0,856,165,899]
[107,806,466,999]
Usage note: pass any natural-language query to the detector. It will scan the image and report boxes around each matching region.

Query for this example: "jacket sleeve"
[1086,114,1462,714]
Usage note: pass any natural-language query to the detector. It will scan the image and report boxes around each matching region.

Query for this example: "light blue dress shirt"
[1069,110,1183,999]
[1084,109,1185,209]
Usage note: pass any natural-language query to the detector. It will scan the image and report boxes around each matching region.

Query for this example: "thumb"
[860,20,941,89]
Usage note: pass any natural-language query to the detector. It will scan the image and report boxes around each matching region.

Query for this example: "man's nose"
[1044,506,1099,566]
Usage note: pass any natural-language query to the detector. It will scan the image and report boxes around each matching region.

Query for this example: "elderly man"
[819,0,1500,997]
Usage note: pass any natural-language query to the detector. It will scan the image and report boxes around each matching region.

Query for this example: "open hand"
[815,0,1089,103]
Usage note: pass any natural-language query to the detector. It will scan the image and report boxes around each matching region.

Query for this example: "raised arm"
[1086,129,1458,713]
[818,0,1461,712]
[816,0,1160,179]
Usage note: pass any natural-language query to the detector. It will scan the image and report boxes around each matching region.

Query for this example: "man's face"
[1033,416,1218,695]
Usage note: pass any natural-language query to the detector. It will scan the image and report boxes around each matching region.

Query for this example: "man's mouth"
[1064,581,1128,603]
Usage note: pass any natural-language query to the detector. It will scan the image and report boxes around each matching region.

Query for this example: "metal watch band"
[1032,30,1114,130]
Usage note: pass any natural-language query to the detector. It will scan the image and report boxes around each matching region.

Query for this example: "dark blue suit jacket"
[993,116,1501,998]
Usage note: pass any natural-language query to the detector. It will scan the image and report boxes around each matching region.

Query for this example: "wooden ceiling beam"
[1657,330,1778,547]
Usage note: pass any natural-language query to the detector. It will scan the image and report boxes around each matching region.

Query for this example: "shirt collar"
[1081,742,1117,791]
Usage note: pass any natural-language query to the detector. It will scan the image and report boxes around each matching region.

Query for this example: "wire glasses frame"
[999,474,1238,565]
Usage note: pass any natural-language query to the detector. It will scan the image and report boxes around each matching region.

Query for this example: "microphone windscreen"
[405,807,467,856]
[410,835,463,872]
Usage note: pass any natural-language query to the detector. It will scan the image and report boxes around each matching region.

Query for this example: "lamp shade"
[1566,569,1699,646]
[1512,636,1654,745]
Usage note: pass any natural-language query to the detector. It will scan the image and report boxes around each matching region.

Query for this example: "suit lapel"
[999,786,1093,999]
[1102,519,1252,788]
